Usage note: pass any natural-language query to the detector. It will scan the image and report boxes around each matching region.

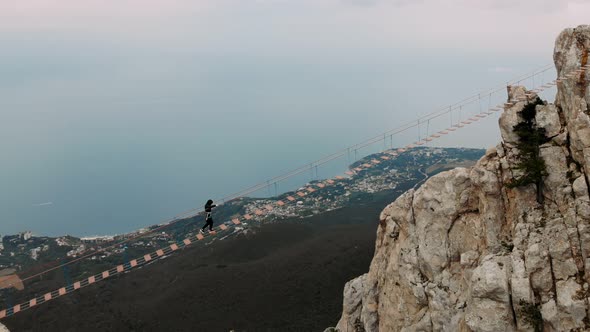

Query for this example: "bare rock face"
[335,25,590,332]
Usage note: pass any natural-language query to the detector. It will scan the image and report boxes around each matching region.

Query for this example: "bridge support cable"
[2,62,566,299]
[2,63,575,317]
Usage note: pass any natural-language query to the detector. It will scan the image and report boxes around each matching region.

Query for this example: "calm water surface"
[0,53,545,236]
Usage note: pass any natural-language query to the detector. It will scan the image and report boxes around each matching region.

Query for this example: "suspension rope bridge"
[6,63,560,287]
[4,63,559,288]
[1,63,586,320]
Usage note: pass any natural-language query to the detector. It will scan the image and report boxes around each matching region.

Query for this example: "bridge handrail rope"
[1,63,585,320]
[5,62,564,286]
[3,62,565,290]
[217,64,556,202]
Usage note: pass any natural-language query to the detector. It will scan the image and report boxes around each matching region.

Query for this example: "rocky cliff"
[334,25,590,332]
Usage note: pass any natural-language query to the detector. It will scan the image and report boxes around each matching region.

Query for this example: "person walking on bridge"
[200,199,216,233]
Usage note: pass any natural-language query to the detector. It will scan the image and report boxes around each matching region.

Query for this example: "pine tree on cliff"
[507,97,549,204]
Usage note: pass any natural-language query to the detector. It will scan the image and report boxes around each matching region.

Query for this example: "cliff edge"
[335,25,590,332]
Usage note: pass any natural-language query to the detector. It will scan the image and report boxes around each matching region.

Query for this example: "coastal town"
[0,147,484,279]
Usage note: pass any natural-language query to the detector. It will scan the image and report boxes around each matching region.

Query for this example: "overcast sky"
[1,0,587,110]
[1,0,588,56]
[0,0,589,235]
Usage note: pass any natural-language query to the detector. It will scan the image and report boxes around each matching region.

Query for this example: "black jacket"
[205,203,216,213]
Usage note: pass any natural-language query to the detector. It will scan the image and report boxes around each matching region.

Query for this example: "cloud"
[0,0,217,31]
[0,0,588,58]
[342,0,589,11]
[458,0,586,12]
[341,0,423,7]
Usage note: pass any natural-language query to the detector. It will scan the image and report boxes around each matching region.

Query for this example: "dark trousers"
[202,218,213,231]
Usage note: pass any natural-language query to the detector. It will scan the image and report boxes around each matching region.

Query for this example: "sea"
[0,52,550,236]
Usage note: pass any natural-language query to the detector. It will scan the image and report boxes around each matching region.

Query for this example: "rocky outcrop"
[335,25,590,332]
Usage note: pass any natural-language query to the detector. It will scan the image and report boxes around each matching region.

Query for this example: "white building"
[55,237,69,246]
[20,231,33,241]
[30,247,41,260]
[81,235,115,243]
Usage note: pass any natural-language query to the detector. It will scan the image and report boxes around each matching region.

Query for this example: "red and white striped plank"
[3,65,578,320]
